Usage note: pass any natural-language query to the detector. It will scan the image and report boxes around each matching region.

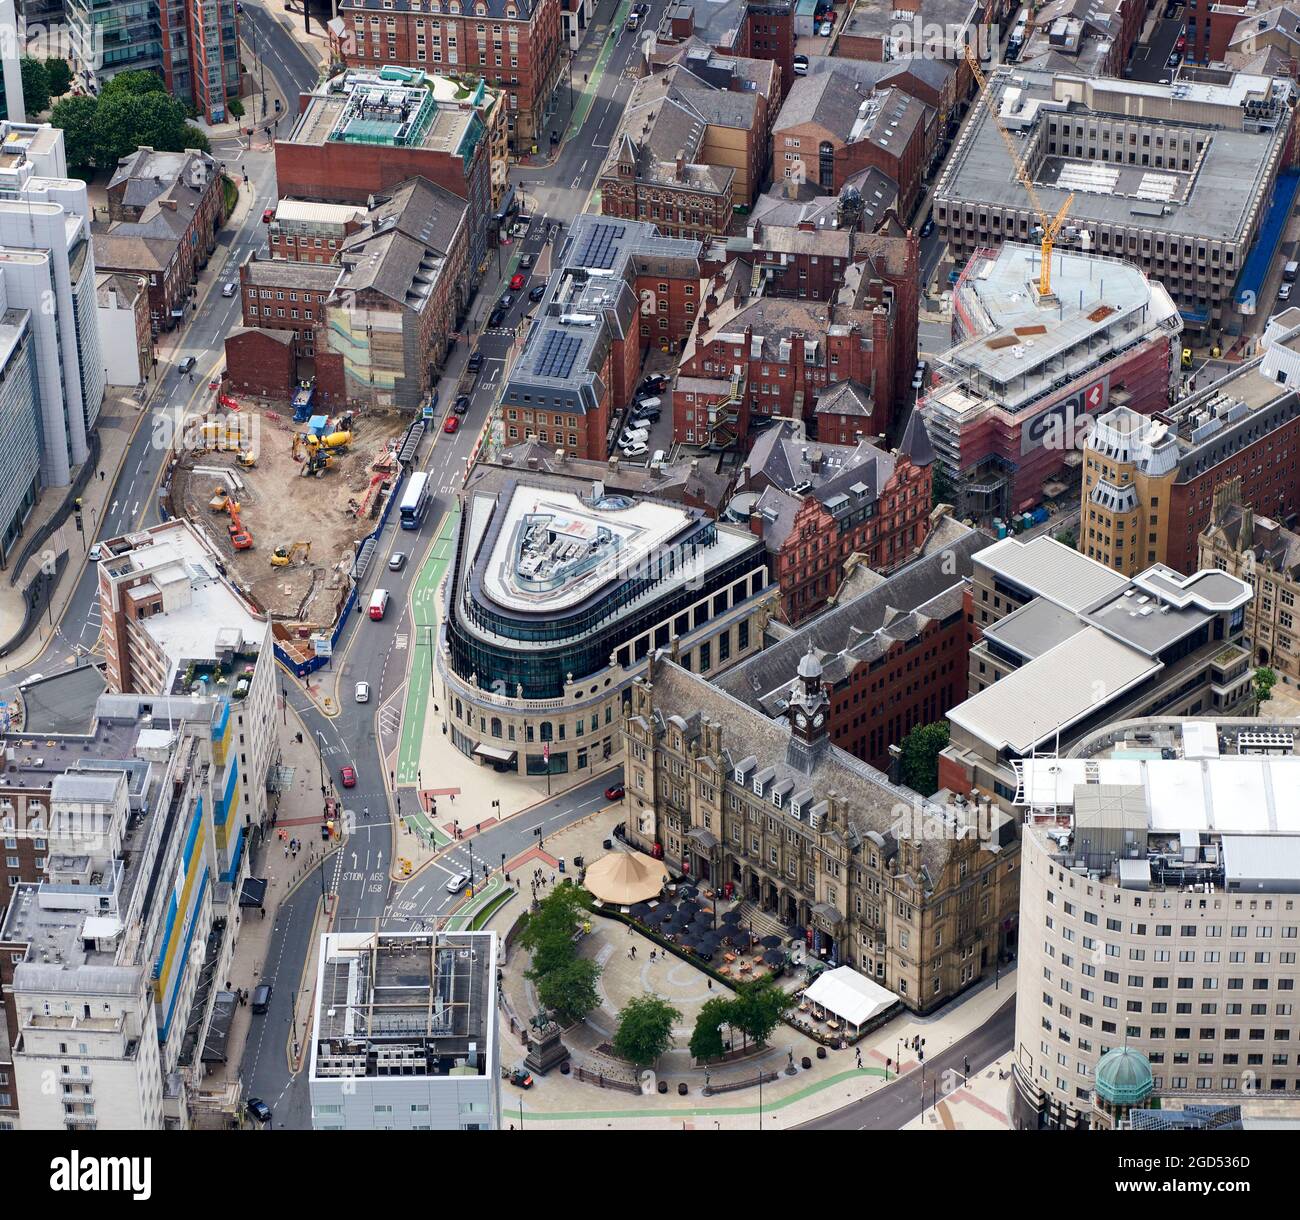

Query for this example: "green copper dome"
[1095,1047,1154,1106]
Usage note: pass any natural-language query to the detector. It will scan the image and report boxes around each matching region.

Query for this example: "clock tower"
[785,649,830,771]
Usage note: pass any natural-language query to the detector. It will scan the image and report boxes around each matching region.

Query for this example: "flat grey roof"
[975,535,1129,612]
[982,596,1085,661]
[936,68,1290,243]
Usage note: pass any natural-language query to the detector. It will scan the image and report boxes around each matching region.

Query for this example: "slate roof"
[645,653,967,882]
[898,407,935,467]
[774,71,876,141]
[1207,503,1300,578]
[92,232,174,273]
[713,522,987,709]
[815,380,874,418]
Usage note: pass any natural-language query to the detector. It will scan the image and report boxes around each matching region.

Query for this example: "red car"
[1175,32,1186,52]
[509,272,526,291]
[605,784,625,801]
[443,415,459,434]
[340,765,357,789]
[262,207,274,223]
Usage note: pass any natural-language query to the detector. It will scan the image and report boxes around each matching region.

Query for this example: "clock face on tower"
[796,713,808,728]
[813,712,824,728]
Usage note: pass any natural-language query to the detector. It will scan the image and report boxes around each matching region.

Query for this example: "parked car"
[262,207,274,223]
[488,306,507,327]
[605,783,625,801]
[446,872,470,894]
[621,442,649,458]
[630,410,659,427]
[340,765,357,788]
[640,373,668,393]
[388,551,407,571]
[528,283,547,302]
[912,361,927,391]
[520,252,535,270]
[1175,31,1186,51]
[920,218,935,238]
[355,682,370,703]
[819,18,832,34]
[793,54,809,76]
[467,349,484,374]
[246,1098,272,1123]
[222,282,237,297]
[251,983,273,1013]
[498,292,514,310]
[509,271,526,291]
[444,415,460,433]
[1168,51,1181,67]
[88,543,106,563]
[1281,283,1293,302]
[453,394,471,415]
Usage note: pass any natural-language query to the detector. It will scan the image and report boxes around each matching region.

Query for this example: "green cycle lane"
[396,502,460,845]
[563,0,632,144]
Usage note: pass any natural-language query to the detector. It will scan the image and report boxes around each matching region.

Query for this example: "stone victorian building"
[623,652,1021,1012]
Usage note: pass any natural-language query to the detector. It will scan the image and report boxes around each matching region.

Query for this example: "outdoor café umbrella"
[729,929,755,950]
[583,850,670,905]
[629,902,652,921]
[700,930,726,952]
[720,909,743,924]
[760,934,783,950]
[677,884,699,900]
[762,949,786,968]
[644,904,674,926]
[679,899,702,918]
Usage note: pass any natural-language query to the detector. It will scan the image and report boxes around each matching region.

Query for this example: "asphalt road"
[1129,15,1183,84]
[797,991,1016,1130]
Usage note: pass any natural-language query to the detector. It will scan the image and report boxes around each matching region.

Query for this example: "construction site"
[168,389,410,643]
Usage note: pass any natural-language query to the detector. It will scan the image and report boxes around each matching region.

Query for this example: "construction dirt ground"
[170,405,408,627]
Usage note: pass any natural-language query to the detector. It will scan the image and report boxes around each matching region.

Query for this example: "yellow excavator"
[302,449,334,477]
[209,485,231,511]
[237,450,256,468]
[269,540,311,567]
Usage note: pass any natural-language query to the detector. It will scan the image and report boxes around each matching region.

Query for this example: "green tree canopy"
[899,719,950,797]
[689,996,735,1062]
[613,994,680,1067]
[44,59,73,99]
[518,883,592,979]
[729,976,790,1050]
[100,70,167,100]
[49,95,97,174]
[89,91,210,170]
[1255,666,1278,707]
[535,956,601,1026]
[930,462,956,510]
[20,58,50,116]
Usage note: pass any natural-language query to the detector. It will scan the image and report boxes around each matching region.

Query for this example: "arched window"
[491,717,502,738]
[818,141,835,190]
[540,721,553,742]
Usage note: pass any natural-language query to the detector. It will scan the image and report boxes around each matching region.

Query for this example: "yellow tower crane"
[963,45,1075,298]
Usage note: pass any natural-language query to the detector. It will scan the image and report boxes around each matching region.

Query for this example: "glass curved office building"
[438,469,773,777]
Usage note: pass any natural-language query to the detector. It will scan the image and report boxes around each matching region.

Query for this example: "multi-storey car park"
[922,242,1180,523]
[1013,716,1300,1129]
[933,68,1297,333]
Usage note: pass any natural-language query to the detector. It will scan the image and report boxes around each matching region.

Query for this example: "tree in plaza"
[518,882,592,978]
[729,976,791,1051]
[90,91,210,171]
[535,956,601,1026]
[613,994,680,1068]
[20,58,50,117]
[930,462,956,510]
[43,59,73,100]
[49,95,97,175]
[1255,666,1278,709]
[689,996,736,1063]
[1054,527,1078,551]
[898,719,951,797]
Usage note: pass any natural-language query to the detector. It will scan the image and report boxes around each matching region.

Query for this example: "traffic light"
[73,496,83,533]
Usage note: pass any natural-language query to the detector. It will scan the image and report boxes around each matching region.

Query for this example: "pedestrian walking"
[260,906,265,919]
[628,924,634,936]
[707,978,713,990]
[856,1048,863,1070]
[648,948,655,962]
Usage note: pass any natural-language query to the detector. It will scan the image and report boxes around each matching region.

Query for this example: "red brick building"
[773,78,928,218]
[332,0,562,153]
[237,255,338,360]
[675,242,916,447]
[267,200,367,263]
[740,415,936,622]
[664,1,795,97]
[92,148,225,335]
[223,329,297,401]
[712,517,987,770]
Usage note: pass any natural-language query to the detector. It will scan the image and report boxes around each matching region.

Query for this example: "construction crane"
[963,45,1075,298]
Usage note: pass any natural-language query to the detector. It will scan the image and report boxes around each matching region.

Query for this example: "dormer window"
[752,776,764,795]
[790,800,802,820]
[772,789,783,809]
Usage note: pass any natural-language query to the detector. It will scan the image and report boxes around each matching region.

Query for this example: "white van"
[369,588,390,620]
[635,396,661,412]
[650,449,667,470]
[1285,261,1299,284]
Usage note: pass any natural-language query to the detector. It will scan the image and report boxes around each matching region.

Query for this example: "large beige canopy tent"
[583,850,669,904]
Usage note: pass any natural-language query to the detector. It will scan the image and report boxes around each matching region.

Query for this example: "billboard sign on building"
[1019,375,1110,456]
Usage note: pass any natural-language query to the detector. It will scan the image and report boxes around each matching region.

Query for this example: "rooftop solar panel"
[535,330,581,380]
[576,222,626,270]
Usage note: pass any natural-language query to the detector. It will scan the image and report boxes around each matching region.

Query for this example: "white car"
[222,282,237,298]
[621,442,649,459]
[88,543,106,562]
[355,681,370,703]
[445,872,470,894]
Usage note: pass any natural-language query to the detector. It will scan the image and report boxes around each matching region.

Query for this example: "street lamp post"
[316,729,327,797]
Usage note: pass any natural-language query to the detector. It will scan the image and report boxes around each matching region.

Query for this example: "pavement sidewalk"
[481,804,1018,1129]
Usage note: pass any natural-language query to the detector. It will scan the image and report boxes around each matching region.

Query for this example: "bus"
[399,472,432,530]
